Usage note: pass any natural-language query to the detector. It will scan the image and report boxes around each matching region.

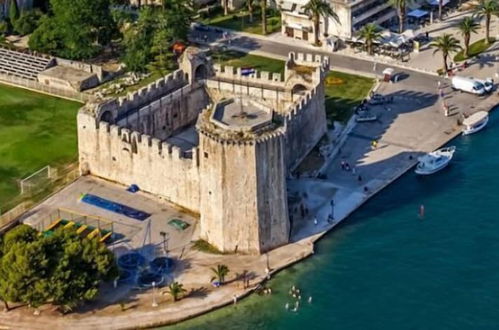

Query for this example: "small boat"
[415,146,456,175]
[356,114,378,122]
[462,111,489,135]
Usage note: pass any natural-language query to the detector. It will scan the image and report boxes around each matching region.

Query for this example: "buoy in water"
[419,204,425,219]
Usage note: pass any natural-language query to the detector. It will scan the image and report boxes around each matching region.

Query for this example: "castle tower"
[197,98,290,254]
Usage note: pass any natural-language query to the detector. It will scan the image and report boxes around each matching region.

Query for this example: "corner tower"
[197,98,290,254]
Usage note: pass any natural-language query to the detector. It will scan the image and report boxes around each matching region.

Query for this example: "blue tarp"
[408,9,429,18]
[81,193,151,221]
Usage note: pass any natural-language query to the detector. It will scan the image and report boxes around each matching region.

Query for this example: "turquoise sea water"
[165,110,499,330]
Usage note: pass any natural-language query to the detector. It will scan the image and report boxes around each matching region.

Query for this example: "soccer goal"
[19,165,57,195]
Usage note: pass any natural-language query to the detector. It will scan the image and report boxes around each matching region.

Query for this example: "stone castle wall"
[95,70,187,123]
[78,112,201,213]
[77,50,329,254]
[117,83,209,140]
[198,128,289,254]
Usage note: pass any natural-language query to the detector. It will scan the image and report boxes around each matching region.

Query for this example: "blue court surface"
[81,193,151,221]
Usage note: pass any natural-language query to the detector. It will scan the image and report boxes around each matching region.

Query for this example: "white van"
[451,76,485,95]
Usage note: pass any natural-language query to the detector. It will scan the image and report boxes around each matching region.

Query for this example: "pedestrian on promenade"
[203,35,208,43]
[437,80,441,89]
[314,217,318,225]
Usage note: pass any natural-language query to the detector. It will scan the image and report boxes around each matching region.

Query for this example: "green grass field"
[0,84,81,209]
[215,51,374,123]
[204,10,281,35]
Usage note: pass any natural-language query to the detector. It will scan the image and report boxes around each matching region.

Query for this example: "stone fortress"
[77,48,329,254]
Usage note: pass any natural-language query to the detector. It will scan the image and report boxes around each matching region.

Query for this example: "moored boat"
[462,111,489,136]
[415,146,456,175]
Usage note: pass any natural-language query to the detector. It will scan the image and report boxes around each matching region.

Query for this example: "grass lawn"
[213,50,285,74]
[454,38,496,62]
[216,51,374,123]
[0,84,81,209]
[204,10,281,35]
[324,71,374,123]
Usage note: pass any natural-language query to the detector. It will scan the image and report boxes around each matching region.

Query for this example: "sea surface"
[164,110,499,330]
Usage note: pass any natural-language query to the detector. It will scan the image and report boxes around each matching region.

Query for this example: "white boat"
[415,146,456,175]
[462,111,489,136]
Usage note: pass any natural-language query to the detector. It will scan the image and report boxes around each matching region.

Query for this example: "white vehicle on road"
[472,78,494,93]
[451,76,485,95]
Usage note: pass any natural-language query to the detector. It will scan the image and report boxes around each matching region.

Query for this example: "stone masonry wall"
[96,70,187,123]
[78,112,201,213]
[198,130,289,254]
[117,84,209,140]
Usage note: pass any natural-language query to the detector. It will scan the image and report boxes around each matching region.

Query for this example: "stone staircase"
[0,47,53,81]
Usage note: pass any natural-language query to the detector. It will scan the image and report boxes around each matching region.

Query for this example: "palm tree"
[222,0,229,15]
[302,0,339,46]
[430,34,461,73]
[210,264,230,284]
[389,0,411,33]
[357,23,381,56]
[261,0,267,34]
[246,0,255,22]
[439,0,443,21]
[166,281,186,302]
[457,16,479,58]
[474,0,498,44]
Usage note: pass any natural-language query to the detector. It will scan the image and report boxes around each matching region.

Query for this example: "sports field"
[0,84,81,209]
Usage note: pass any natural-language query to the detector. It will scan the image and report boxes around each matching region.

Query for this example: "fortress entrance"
[194,64,208,80]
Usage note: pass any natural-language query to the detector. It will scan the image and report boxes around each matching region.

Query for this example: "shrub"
[13,10,43,35]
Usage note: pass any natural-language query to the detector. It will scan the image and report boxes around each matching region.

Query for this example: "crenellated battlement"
[90,69,187,121]
[212,63,285,86]
[93,117,197,162]
[287,52,330,72]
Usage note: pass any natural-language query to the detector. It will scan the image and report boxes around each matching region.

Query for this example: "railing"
[0,202,29,232]
[0,72,94,103]
[0,163,81,233]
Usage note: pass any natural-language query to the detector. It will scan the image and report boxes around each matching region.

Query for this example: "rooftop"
[210,98,273,132]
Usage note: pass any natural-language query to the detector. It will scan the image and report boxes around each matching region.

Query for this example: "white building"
[281,0,397,42]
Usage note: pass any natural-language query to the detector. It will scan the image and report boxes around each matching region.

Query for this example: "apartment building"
[281,0,397,42]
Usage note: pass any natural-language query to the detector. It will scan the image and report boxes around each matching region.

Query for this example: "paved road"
[190,28,440,85]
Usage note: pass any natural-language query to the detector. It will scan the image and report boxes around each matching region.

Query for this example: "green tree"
[302,0,339,46]
[210,264,230,284]
[162,0,194,42]
[357,23,381,56]
[8,0,19,25]
[0,240,49,310]
[474,0,498,44]
[0,224,118,312]
[13,9,43,35]
[389,0,411,33]
[458,16,479,58]
[166,281,186,302]
[246,0,255,23]
[41,229,118,311]
[261,0,267,34]
[29,0,118,59]
[430,33,461,73]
